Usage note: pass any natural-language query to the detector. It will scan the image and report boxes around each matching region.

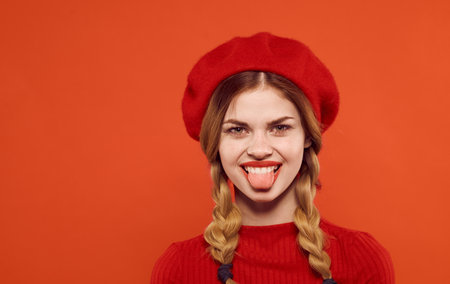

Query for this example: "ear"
[304,137,312,148]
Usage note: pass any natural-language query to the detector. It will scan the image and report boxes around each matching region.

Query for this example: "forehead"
[224,87,300,121]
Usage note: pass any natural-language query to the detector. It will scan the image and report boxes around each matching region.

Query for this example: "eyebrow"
[222,116,295,127]
[222,119,249,128]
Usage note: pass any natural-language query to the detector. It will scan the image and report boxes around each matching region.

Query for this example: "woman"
[151,32,394,283]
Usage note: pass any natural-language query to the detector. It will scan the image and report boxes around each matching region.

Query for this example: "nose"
[246,132,273,159]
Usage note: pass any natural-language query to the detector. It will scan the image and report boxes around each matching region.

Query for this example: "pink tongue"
[247,171,275,189]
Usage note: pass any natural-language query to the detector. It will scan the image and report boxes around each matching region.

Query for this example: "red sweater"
[151,219,394,283]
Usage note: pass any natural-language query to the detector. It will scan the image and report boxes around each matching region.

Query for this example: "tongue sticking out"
[247,171,275,189]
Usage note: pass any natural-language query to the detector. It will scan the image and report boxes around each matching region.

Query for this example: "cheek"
[277,138,305,157]
[219,140,244,170]
[276,143,305,173]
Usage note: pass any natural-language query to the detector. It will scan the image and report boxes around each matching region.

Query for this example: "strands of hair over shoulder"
[203,161,241,284]
[200,71,333,283]
[294,143,332,279]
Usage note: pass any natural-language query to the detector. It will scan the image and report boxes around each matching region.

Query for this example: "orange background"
[1,0,449,283]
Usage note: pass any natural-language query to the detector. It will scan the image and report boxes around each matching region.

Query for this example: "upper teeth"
[245,166,276,174]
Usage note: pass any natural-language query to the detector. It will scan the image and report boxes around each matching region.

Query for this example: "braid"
[294,146,332,280]
[204,161,241,284]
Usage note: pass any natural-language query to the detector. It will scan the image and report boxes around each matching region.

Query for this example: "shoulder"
[320,219,395,284]
[150,234,212,284]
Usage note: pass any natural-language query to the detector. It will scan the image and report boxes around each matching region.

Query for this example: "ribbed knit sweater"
[151,219,394,283]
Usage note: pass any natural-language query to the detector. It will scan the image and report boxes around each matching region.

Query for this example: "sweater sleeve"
[350,231,395,284]
[150,243,182,284]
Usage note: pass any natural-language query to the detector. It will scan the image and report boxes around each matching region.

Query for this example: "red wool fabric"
[151,219,395,283]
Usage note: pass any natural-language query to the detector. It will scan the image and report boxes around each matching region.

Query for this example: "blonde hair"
[199,71,332,283]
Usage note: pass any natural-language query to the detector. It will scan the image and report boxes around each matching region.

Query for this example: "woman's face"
[219,86,309,203]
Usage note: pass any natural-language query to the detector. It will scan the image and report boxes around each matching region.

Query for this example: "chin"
[250,196,279,203]
[240,186,285,203]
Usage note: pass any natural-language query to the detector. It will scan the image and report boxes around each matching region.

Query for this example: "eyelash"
[226,127,247,135]
[225,125,291,136]
[271,124,291,134]
[273,125,290,131]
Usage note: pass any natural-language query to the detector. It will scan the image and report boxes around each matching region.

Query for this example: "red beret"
[182,32,339,140]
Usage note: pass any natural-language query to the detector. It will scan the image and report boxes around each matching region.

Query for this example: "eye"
[275,125,288,130]
[231,127,243,133]
[225,126,248,136]
[271,124,291,134]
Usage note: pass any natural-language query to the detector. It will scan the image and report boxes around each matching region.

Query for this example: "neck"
[235,183,298,226]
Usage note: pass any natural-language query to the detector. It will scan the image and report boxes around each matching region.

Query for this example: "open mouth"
[239,161,282,190]
[241,165,281,174]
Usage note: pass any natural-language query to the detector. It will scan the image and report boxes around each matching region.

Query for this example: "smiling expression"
[218,86,309,203]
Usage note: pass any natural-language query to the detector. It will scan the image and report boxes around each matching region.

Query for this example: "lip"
[239,160,282,191]
[240,160,282,179]
[240,161,282,167]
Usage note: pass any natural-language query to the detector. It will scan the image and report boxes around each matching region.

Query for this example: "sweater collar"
[239,222,298,238]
